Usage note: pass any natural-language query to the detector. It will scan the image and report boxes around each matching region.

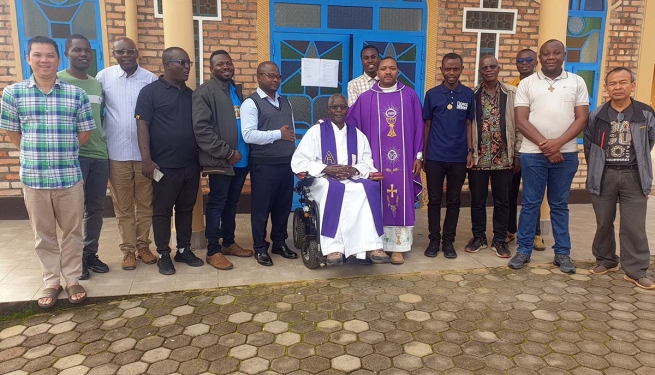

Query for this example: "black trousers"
[425,160,467,244]
[468,169,513,243]
[250,163,294,254]
[508,170,541,236]
[152,164,200,254]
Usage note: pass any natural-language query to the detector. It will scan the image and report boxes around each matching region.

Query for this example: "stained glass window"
[566,16,602,63]
[328,6,373,30]
[156,0,221,18]
[275,3,321,28]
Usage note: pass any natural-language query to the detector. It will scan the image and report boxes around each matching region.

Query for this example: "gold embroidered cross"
[387,184,397,198]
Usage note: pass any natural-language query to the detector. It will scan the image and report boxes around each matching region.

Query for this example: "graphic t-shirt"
[605,104,636,165]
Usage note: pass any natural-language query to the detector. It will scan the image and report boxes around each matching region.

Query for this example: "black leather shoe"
[272,244,298,259]
[85,254,109,273]
[424,240,440,257]
[158,253,176,275]
[79,261,90,280]
[255,252,274,266]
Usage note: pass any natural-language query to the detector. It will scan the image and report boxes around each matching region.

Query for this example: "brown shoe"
[624,275,655,290]
[206,253,234,270]
[122,252,137,270]
[390,252,404,265]
[369,249,390,264]
[222,243,254,257]
[137,247,157,264]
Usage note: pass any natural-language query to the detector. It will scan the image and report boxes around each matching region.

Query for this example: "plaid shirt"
[347,73,378,106]
[0,76,95,189]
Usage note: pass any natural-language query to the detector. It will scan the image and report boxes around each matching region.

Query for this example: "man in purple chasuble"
[291,94,384,266]
[346,57,425,265]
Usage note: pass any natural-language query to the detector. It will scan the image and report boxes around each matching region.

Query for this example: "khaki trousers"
[109,160,153,254]
[23,181,84,286]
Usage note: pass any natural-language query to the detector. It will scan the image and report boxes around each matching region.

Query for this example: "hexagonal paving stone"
[141,347,171,363]
[184,323,210,337]
[403,341,433,357]
[263,321,289,334]
[275,332,301,346]
[171,305,195,316]
[229,312,254,324]
[332,354,361,372]
[212,295,235,305]
[122,307,147,318]
[343,320,369,333]
[253,311,278,323]
[405,310,431,322]
[239,357,269,374]
[229,344,257,360]
[0,325,26,339]
[398,294,422,304]
[532,310,559,322]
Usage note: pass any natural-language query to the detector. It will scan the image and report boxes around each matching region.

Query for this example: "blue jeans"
[79,157,109,257]
[517,153,578,256]
[205,167,249,256]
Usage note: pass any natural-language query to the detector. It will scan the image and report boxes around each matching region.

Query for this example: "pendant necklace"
[544,77,558,92]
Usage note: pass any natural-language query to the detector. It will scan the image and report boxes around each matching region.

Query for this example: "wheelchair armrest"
[368,172,384,181]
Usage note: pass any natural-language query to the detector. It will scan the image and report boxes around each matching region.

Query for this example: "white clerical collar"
[331,121,347,132]
[380,83,398,93]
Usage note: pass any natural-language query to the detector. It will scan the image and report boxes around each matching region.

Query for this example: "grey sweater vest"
[248,94,296,165]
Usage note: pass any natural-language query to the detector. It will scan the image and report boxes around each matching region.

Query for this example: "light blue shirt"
[229,83,248,168]
[240,87,294,145]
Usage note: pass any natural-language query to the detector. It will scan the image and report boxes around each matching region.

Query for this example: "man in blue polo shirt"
[423,53,475,259]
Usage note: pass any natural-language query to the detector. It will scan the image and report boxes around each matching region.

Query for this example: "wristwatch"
[468,148,475,154]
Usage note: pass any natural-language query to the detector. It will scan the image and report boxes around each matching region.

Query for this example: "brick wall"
[437,0,541,87]
[0,0,20,196]
[601,0,645,102]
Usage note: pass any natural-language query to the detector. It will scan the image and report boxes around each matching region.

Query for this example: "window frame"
[461,7,518,34]
[154,0,222,21]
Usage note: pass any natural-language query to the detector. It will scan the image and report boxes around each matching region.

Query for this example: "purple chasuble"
[319,119,383,238]
[345,82,424,227]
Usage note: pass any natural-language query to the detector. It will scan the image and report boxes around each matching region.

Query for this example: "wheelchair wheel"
[302,238,322,269]
[292,208,306,250]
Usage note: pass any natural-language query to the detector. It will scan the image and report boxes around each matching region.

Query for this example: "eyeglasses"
[480,64,498,71]
[166,59,193,67]
[516,57,535,64]
[328,105,348,110]
[259,73,282,80]
[114,49,137,56]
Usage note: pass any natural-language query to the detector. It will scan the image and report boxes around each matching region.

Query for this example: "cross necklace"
[544,76,559,92]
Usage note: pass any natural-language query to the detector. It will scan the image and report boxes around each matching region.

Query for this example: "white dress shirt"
[96,65,157,161]
[240,87,295,145]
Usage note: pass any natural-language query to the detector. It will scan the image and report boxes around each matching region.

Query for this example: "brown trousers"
[23,181,84,286]
[109,160,153,254]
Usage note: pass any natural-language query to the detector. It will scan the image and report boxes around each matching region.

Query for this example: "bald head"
[540,39,565,53]
[257,61,278,74]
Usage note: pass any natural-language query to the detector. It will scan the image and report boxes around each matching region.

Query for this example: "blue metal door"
[272,33,351,210]
[15,0,104,78]
[353,33,425,101]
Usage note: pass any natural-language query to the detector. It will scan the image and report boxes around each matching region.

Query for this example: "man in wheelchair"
[291,94,385,266]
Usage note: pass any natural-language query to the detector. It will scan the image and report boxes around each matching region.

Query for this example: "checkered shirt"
[0,76,96,189]
[347,73,378,106]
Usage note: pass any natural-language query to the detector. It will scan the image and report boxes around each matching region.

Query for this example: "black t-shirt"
[605,104,636,166]
[135,77,198,168]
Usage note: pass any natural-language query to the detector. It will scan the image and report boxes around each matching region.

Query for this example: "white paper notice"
[301,58,339,88]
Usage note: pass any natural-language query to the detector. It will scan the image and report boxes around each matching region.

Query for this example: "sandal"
[65,284,87,304]
[37,286,62,309]
[326,252,343,266]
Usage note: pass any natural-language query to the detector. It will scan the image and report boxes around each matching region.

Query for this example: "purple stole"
[319,119,383,238]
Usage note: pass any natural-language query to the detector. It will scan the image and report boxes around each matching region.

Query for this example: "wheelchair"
[292,171,384,269]
[292,172,326,269]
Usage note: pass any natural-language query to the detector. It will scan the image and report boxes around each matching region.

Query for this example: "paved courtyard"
[1,200,655,304]
[2,262,655,375]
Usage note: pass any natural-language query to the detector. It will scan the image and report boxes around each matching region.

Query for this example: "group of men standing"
[1,34,654,309]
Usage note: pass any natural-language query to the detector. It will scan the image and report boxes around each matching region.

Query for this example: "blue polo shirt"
[423,82,475,163]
